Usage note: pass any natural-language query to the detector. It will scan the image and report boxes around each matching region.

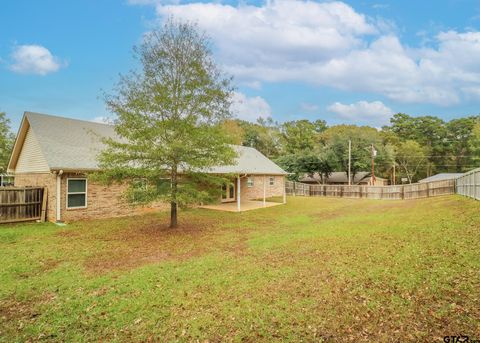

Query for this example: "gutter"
[53,170,64,222]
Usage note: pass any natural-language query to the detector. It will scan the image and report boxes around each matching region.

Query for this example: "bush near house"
[1,196,479,341]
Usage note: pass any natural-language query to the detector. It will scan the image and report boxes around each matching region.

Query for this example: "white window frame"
[247,177,254,188]
[269,176,275,186]
[66,178,88,209]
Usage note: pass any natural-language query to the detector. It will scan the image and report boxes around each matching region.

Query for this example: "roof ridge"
[25,111,113,128]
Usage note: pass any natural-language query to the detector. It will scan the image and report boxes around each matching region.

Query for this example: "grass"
[1,195,479,342]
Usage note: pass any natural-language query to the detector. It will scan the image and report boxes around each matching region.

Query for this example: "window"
[269,177,275,186]
[67,178,87,209]
[247,177,254,188]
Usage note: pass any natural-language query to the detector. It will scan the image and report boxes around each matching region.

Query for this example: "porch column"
[237,175,241,212]
[283,177,287,204]
[263,175,266,207]
[56,170,63,222]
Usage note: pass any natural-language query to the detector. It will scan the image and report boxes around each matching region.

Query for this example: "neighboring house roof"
[8,112,287,175]
[418,173,463,183]
[300,171,386,184]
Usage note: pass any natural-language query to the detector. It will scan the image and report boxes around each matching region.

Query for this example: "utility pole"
[392,163,396,185]
[371,143,376,185]
[348,139,351,186]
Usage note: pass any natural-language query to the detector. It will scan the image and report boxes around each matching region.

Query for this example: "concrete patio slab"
[200,200,283,212]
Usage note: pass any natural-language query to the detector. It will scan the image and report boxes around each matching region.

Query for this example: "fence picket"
[0,187,45,224]
[285,179,456,200]
[456,167,480,200]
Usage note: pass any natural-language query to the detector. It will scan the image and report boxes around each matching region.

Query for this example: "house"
[418,173,463,183]
[300,171,388,186]
[8,112,287,222]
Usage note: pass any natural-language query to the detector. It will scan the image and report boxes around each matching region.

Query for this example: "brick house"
[8,112,287,222]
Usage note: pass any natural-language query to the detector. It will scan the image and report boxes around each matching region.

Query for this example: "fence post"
[40,187,48,222]
[401,185,405,200]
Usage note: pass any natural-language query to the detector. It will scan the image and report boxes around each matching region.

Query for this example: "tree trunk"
[170,166,178,228]
[170,201,177,228]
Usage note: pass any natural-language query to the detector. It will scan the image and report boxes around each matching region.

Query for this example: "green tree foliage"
[276,151,334,183]
[395,140,428,183]
[446,117,479,172]
[320,125,395,180]
[221,119,245,145]
[386,112,480,174]
[469,121,480,166]
[96,20,236,228]
[0,112,14,173]
[237,118,281,158]
[280,119,327,154]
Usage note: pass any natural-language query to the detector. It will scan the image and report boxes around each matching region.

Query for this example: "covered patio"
[200,200,283,212]
[200,172,287,212]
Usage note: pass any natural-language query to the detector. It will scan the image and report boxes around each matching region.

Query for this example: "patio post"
[237,175,241,212]
[263,175,266,207]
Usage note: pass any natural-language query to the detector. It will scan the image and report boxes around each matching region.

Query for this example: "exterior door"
[221,182,235,202]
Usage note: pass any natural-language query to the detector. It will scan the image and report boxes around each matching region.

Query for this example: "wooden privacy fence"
[456,167,480,200]
[285,179,456,200]
[0,187,47,224]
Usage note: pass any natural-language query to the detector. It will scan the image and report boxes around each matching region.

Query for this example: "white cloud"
[133,0,480,107]
[300,102,319,112]
[327,100,393,125]
[9,45,64,75]
[230,92,271,122]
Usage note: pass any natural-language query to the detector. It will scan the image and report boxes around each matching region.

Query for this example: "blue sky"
[1,0,480,131]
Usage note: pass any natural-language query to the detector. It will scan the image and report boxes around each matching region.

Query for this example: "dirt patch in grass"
[0,292,56,327]
[83,215,240,274]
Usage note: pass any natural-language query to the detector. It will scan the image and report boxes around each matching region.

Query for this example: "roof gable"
[14,125,49,173]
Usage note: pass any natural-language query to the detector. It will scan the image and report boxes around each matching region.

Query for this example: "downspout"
[237,175,241,212]
[56,170,63,222]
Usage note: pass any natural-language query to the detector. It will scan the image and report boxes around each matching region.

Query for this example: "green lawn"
[1,196,479,342]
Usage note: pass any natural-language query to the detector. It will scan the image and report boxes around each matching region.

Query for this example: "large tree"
[395,140,428,183]
[445,116,479,172]
[469,120,480,166]
[0,112,14,174]
[280,119,327,154]
[276,151,334,183]
[320,125,395,180]
[238,118,282,158]
[97,20,236,228]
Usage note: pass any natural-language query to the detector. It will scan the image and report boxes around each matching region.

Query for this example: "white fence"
[456,167,480,200]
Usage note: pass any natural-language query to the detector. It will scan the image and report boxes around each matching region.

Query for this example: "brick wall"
[240,175,285,201]
[15,172,168,222]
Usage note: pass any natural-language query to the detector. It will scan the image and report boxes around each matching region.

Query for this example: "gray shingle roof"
[300,171,368,184]
[418,173,463,183]
[23,112,287,175]
[300,171,386,184]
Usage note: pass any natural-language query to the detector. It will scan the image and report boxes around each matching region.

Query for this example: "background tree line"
[223,113,480,184]
[1,111,479,184]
